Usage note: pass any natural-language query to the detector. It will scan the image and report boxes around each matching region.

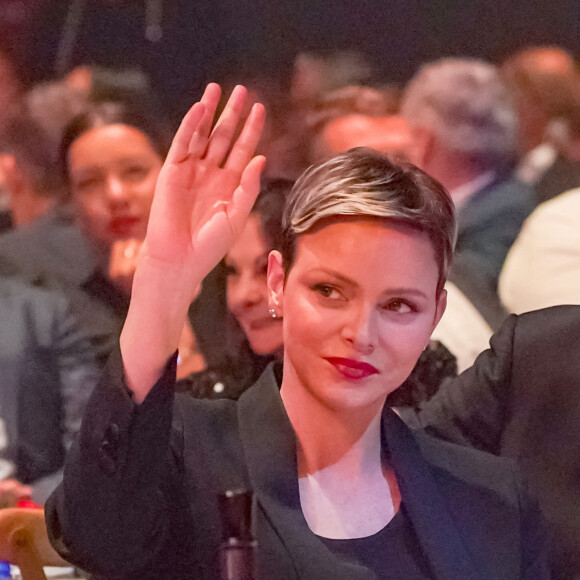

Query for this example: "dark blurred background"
[2,0,578,125]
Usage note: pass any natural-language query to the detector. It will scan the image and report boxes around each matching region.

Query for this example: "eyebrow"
[72,155,153,171]
[224,250,270,266]
[308,267,357,286]
[307,267,430,299]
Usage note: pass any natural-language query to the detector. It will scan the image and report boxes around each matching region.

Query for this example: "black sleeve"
[52,294,101,453]
[416,314,518,454]
[517,471,551,580]
[45,346,185,577]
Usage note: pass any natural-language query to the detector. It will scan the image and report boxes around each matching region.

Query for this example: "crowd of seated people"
[0,39,578,578]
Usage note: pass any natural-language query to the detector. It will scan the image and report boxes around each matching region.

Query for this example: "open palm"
[143,84,266,293]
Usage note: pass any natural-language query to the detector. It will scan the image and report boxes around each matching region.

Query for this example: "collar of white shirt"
[449,170,497,209]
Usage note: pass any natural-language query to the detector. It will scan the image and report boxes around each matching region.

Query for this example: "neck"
[82,229,112,273]
[11,192,55,227]
[281,366,386,478]
[432,161,485,193]
[423,146,490,193]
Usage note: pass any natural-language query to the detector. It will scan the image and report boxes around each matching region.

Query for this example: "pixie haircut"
[252,178,294,252]
[281,148,456,293]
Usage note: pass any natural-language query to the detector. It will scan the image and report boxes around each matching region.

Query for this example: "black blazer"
[0,205,128,367]
[452,172,534,294]
[417,305,580,580]
[0,275,98,485]
[46,351,548,580]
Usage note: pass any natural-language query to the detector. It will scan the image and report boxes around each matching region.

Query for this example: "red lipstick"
[325,357,379,380]
[109,216,141,237]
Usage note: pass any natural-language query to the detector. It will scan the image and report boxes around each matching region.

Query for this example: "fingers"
[225,102,266,173]
[109,239,142,294]
[165,102,206,165]
[227,155,266,232]
[166,83,264,173]
[165,83,222,165]
[196,83,222,143]
[204,85,248,165]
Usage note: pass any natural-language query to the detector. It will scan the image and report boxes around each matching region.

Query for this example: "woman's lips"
[246,317,277,331]
[325,357,379,380]
[109,216,141,237]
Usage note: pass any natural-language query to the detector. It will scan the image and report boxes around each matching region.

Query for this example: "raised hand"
[121,84,266,401]
[141,83,266,299]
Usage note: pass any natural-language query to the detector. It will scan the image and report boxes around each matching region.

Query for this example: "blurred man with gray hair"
[401,58,534,314]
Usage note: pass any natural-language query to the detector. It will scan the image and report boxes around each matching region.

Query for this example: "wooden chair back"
[0,508,69,580]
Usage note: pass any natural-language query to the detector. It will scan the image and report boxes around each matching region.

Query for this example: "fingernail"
[233,85,247,98]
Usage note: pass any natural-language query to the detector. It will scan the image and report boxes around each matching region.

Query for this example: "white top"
[431,282,493,373]
[499,187,580,314]
[0,417,15,480]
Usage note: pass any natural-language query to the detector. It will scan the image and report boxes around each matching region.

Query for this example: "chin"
[248,337,283,357]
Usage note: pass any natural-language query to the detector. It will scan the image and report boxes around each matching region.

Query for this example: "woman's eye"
[383,299,416,314]
[123,166,148,181]
[74,177,101,193]
[313,283,340,299]
[223,264,238,277]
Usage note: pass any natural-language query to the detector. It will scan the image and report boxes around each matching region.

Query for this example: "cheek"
[282,293,326,349]
[139,176,158,205]
[379,319,433,362]
[75,195,107,225]
[226,280,238,313]
[140,168,161,203]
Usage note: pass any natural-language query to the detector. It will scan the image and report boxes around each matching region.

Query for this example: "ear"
[432,288,447,332]
[0,154,20,196]
[408,126,435,170]
[267,250,285,316]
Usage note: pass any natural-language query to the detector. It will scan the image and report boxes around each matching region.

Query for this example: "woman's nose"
[105,175,131,205]
[230,275,265,310]
[341,305,377,355]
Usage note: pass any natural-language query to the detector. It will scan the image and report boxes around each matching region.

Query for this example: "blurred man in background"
[401,58,532,323]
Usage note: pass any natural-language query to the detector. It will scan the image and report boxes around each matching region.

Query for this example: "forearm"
[121,253,202,402]
[121,85,264,402]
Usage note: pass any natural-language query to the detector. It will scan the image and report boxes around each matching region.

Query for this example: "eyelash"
[381,299,418,314]
[313,283,418,314]
[75,177,100,191]
[124,166,148,180]
[312,283,341,299]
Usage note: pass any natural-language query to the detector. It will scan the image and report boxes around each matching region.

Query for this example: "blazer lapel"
[238,367,486,580]
[237,365,375,580]
[382,409,484,580]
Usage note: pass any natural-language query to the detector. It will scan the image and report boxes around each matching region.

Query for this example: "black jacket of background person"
[46,350,548,579]
[0,273,99,484]
[0,204,129,367]
[415,305,580,580]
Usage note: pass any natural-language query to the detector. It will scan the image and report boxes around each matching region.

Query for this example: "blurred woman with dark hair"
[180,178,290,399]
[59,101,203,374]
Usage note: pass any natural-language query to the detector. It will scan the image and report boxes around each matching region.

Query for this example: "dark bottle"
[218,489,258,580]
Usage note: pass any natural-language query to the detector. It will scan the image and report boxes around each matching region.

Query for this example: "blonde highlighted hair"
[281,148,456,292]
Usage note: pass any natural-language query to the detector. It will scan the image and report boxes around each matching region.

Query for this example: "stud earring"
[268,308,278,319]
